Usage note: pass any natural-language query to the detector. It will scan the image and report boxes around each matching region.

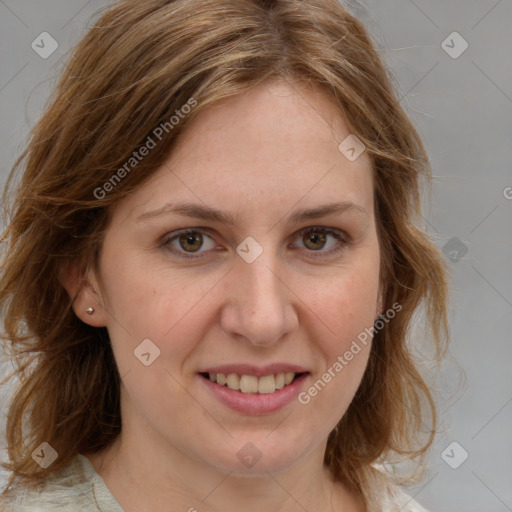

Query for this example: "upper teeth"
[208,372,296,394]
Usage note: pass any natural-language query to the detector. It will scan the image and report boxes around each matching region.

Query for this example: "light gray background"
[1,1,511,511]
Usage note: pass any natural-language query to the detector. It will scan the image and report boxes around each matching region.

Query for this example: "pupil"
[181,233,202,251]
[307,232,325,249]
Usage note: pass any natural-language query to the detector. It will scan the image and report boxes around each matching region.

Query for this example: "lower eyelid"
[163,230,216,254]
[295,230,349,256]
[163,227,348,258]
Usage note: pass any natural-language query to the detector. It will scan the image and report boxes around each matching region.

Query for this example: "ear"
[58,259,108,327]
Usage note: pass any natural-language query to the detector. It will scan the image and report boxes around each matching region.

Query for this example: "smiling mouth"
[199,372,306,394]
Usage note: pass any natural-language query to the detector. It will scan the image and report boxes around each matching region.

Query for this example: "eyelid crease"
[161,225,351,260]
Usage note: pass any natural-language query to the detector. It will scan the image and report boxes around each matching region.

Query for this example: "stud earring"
[85,307,94,315]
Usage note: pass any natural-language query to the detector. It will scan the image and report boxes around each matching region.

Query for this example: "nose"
[220,249,298,347]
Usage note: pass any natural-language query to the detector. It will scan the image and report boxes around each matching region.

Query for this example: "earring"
[85,307,94,315]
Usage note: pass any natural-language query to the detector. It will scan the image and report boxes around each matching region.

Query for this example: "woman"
[0,0,449,510]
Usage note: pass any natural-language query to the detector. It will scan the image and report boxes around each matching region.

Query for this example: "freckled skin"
[75,79,379,512]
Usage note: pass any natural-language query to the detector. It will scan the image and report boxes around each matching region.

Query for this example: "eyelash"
[161,226,350,260]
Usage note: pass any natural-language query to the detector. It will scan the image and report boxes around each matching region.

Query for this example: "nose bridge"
[222,238,296,346]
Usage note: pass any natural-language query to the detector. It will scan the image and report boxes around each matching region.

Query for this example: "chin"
[203,437,314,476]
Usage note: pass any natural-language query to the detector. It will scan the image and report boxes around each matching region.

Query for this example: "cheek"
[295,271,378,423]
[303,262,380,345]
[299,257,379,391]
[97,247,233,384]
[99,245,194,331]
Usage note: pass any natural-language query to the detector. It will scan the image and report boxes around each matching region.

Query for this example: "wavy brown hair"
[0,0,449,505]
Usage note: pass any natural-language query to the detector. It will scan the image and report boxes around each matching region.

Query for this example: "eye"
[162,226,349,260]
[162,228,218,259]
[291,226,349,258]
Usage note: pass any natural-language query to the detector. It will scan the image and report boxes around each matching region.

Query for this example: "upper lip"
[199,364,309,377]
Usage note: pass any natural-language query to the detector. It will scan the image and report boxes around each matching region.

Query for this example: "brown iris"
[303,231,327,251]
[179,232,203,252]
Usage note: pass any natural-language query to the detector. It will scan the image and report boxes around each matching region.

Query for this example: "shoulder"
[365,463,430,512]
[0,454,123,512]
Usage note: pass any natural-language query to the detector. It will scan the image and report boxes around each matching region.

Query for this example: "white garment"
[0,454,429,511]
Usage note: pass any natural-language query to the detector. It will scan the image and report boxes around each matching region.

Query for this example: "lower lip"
[199,374,309,415]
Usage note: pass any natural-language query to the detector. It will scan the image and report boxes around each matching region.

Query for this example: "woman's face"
[81,79,381,475]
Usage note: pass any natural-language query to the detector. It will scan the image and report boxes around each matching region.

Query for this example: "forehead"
[175,79,367,169]
[116,79,374,226]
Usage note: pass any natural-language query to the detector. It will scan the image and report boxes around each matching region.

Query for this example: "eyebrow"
[136,200,368,225]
